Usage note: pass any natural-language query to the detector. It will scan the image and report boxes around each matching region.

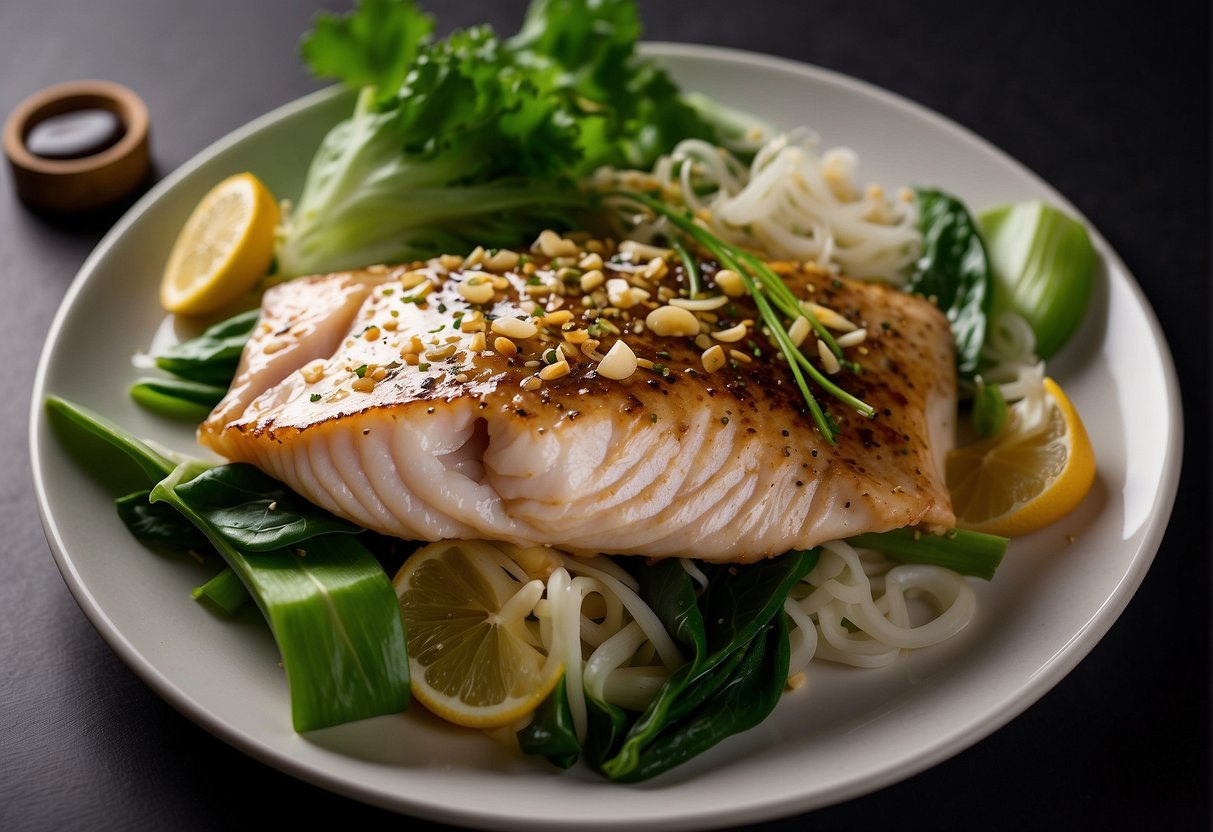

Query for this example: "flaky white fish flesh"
[199,247,955,562]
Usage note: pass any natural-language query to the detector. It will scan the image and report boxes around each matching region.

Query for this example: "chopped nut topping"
[484,248,520,272]
[301,360,326,384]
[714,269,745,297]
[539,360,571,381]
[645,305,700,337]
[491,317,539,340]
[817,339,842,374]
[712,323,748,343]
[596,339,636,379]
[534,229,579,258]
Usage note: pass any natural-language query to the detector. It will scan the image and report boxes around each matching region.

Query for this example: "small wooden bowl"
[3,80,150,213]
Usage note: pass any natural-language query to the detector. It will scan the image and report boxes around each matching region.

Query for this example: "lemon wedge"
[393,540,562,728]
[947,377,1095,537]
[160,172,279,315]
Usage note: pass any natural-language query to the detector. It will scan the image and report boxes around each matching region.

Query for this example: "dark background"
[1,1,1208,829]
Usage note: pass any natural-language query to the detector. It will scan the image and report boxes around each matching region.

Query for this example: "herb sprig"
[606,191,874,443]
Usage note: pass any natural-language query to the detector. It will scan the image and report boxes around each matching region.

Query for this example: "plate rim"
[28,42,1184,831]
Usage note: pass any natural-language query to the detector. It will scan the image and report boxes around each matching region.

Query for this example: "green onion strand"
[671,238,701,299]
[605,190,875,442]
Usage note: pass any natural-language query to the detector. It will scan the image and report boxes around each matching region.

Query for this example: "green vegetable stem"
[978,200,1096,359]
[46,396,410,732]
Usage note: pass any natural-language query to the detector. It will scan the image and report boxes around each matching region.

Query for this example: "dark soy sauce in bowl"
[25,108,126,160]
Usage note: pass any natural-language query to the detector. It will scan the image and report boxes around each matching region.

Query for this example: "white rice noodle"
[785,540,976,671]
[535,556,689,740]
[520,537,976,741]
[582,621,660,712]
[539,568,589,738]
[679,557,710,591]
[621,129,921,284]
[975,308,1047,409]
[557,553,683,670]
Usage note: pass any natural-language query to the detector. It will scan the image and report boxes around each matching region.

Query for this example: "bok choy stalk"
[45,396,410,731]
[849,527,1008,581]
[191,567,251,616]
[978,200,1096,359]
[277,0,720,277]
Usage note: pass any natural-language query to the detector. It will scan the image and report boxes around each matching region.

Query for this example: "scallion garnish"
[605,191,874,443]
[671,238,700,299]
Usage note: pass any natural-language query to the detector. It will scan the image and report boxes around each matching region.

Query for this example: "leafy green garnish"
[130,377,228,421]
[153,464,410,731]
[517,674,581,769]
[192,567,252,616]
[116,489,212,553]
[972,378,1008,439]
[301,0,435,95]
[47,396,410,732]
[151,308,260,386]
[908,187,994,377]
[278,0,720,277]
[595,551,816,781]
[169,463,364,551]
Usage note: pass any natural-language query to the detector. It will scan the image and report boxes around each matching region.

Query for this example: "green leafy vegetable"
[278,0,720,277]
[192,568,252,616]
[301,0,435,95]
[46,396,177,482]
[116,489,213,553]
[618,613,788,783]
[909,187,994,377]
[130,377,228,420]
[154,462,409,731]
[152,308,260,386]
[849,528,1008,581]
[170,463,363,551]
[46,396,410,732]
[597,550,816,780]
[507,0,716,172]
[516,674,581,769]
[978,200,1096,359]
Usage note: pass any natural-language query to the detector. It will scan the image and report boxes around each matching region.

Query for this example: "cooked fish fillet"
[199,241,956,562]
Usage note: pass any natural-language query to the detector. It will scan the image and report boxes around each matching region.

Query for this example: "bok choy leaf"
[45,396,410,731]
[595,550,816,781]
[909,187,994,378]
[978,200,1096,359]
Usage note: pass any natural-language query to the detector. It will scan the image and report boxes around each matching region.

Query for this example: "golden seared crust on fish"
[199,237,956,562]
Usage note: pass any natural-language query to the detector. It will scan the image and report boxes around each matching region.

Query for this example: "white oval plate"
[30,44,1181,831]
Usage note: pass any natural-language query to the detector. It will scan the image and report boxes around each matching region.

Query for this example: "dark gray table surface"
[2,1,1208,829]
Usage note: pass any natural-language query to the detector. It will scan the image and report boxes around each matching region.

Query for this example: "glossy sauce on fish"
[200,237,956,562]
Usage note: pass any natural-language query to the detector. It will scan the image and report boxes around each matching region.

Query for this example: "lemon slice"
[947,377,1095,537]
[160,172,279,315]
[393,540,562,728]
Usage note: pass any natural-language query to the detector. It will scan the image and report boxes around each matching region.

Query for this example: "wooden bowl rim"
[3,79,149,175]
